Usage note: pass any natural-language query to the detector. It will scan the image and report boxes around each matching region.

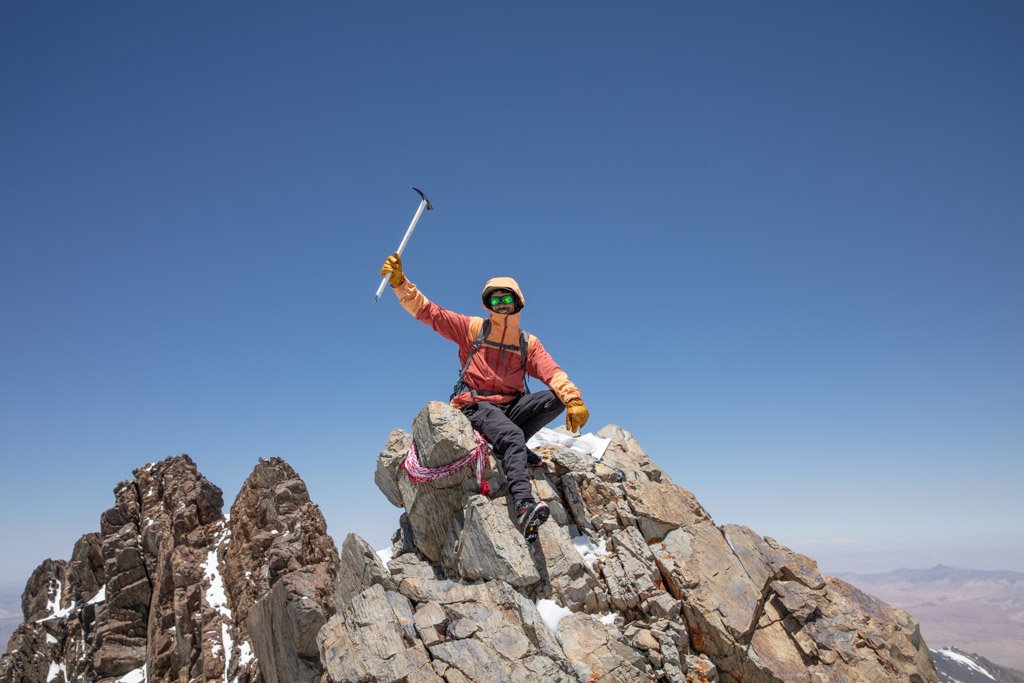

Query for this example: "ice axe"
[373,187,433,303]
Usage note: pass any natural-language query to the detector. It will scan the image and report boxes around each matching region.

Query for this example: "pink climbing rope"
[401,431,492,496]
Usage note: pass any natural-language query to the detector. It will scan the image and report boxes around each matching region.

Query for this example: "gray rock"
[651,516,938,683]
[335,533,393,609]
[642,592,681,621]
[390,403,502,563]
[601,526,662,616]
[623,475,709,543]
[318,584,438,683]
[249,568,333,683]
[556,612,651,681]
[444,495,540,587]
[413,601,447,647]
[411,401,479,488]
[546,443,598,477]
[375,429,412,508]
[596,424,665,483]
[530,470,571,525]
[560,472,634,533]
[684,653,720,682]
[399,476,467,563]
[533,523,609,613]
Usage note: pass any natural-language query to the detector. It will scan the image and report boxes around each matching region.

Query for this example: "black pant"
[461,390,565,502]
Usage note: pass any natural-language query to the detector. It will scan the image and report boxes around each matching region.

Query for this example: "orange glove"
[380,252,405,287]
[565,398,589,433]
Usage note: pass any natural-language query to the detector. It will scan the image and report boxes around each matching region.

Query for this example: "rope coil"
[400,431,491,496]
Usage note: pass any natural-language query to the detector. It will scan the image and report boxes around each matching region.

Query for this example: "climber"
[380,252,589,542]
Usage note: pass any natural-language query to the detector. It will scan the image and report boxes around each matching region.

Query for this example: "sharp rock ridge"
[3,402,940,682]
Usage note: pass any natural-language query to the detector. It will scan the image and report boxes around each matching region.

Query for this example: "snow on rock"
[46,661,66,682]
[376,547,394,571]
[115,665,146,683]
[200,521,237,681]
[220,622,234,682]
[238,641,254,667]
[537,598,573,633]
[87,585,106,605]
[43,579,73,620]
[934,649,995,680]
[202,524,232,620]
[570,532,609,570]
[203,548,231,619]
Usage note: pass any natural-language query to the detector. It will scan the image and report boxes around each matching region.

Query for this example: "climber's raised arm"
[380,252,472,345]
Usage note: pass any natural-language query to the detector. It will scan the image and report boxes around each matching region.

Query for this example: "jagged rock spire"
[1,455,339,683]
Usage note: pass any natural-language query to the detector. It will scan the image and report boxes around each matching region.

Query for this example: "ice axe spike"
[374,187,433,303]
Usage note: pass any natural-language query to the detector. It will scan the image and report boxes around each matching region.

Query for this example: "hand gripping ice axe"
[373,187,434,303]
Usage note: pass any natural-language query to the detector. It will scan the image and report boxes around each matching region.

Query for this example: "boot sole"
[521,503,550,543]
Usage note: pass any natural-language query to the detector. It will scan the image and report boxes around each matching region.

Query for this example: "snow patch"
[238,641,254,667]
[598,612,618,626]
[201,522,237,682]
[115,665,146,683]
[571,533,609,570]
[203,548,231,619]
[221,622,234,682]
[376,547,394,571]
[87,585,107,605]
[41,579,73,621]
[537,599,573,633]
[46,633,58,645]
[935,649,994,680]
[46,661,66,682]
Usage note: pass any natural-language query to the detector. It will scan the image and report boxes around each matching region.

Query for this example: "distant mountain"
[0,587,20,654]
[847,565,1024,586]
[840,565,1024,672]
[933,647,1024,683]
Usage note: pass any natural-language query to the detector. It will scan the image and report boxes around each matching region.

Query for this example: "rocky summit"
[2,402,940,682]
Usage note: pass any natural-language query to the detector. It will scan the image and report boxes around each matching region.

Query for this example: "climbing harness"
[401,431,492,496]
[450,319,531,401]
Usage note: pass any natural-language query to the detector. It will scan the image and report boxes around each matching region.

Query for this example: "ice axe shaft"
[374,187,433,303]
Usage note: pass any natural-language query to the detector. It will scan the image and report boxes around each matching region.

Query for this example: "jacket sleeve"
[525,335,582,405]
[393,277,472,345]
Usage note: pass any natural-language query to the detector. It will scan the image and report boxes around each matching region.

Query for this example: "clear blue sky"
[2,2,1021,585]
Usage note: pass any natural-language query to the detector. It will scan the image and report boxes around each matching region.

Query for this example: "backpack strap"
[519,330,531,394]
[450,319,490,400]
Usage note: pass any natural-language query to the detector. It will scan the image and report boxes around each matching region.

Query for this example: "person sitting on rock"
[380,252,589,542]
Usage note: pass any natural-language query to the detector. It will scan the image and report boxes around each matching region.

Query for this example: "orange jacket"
[394,276,582,409]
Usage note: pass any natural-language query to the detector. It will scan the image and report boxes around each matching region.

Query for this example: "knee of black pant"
[541,392,565,417]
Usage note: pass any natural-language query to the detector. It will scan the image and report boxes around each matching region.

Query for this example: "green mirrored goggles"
[489,294,515,307]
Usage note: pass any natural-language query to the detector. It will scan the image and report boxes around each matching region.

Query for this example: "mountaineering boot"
[515,499,549,543]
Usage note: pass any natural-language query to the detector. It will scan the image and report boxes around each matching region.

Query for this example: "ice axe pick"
[373,187,433,303]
